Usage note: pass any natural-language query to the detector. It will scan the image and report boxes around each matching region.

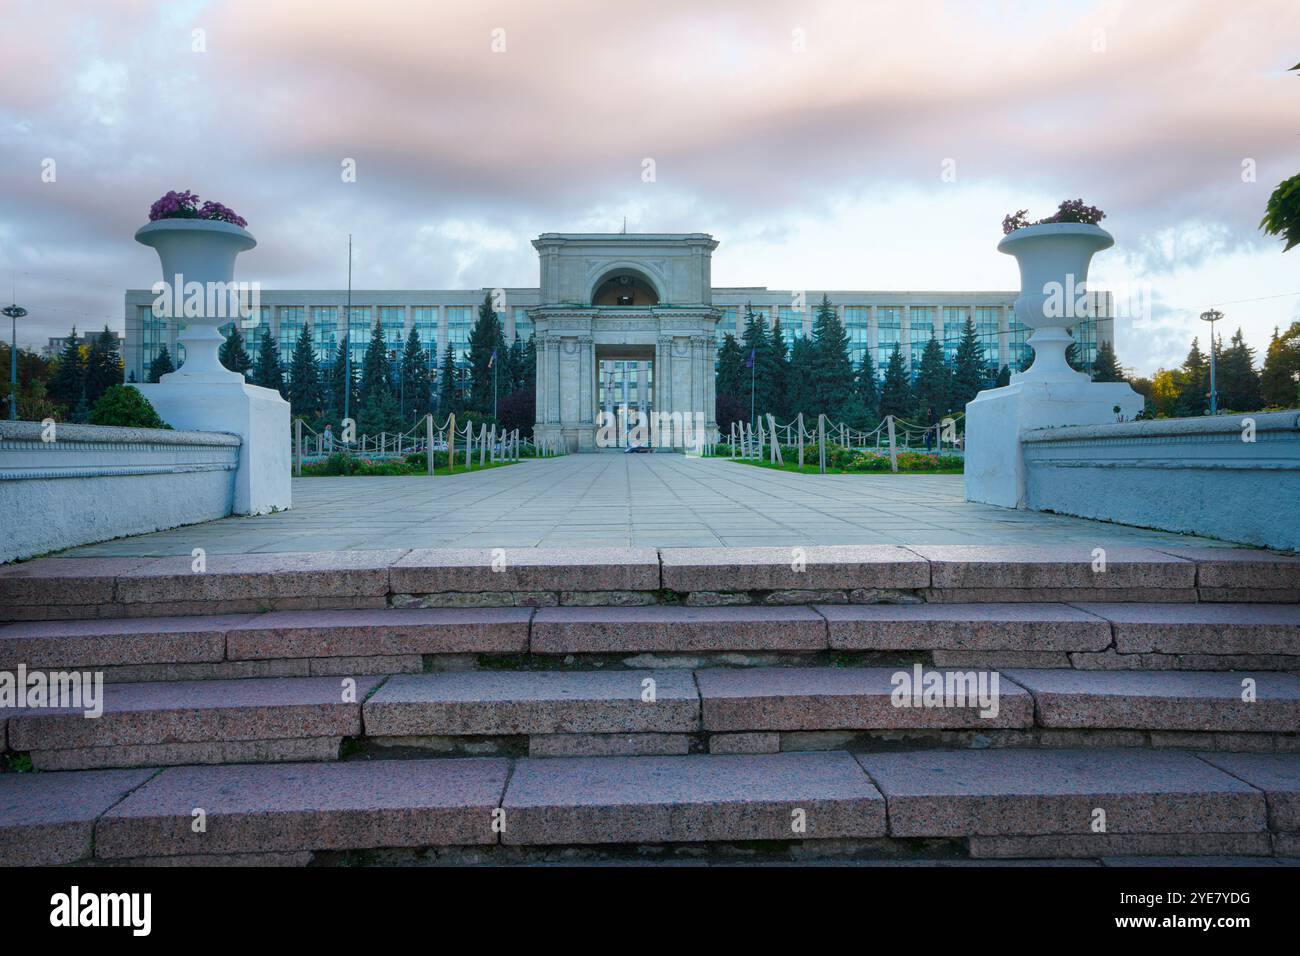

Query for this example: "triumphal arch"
[530,233,720,451]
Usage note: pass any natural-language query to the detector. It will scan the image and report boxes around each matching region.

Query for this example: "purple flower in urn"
[148,190,248,228]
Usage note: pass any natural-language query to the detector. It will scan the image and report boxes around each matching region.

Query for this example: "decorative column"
[657,335,674,416]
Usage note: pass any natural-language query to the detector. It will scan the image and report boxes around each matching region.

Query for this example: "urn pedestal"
[131,218,290,515]
[965,223,1143,508]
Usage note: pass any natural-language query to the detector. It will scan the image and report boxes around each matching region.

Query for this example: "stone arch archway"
[590,266,662,307]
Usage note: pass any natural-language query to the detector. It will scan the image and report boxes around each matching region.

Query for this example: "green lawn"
[300,456,523,477]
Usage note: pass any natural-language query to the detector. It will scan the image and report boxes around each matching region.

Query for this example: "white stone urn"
[997,222,1110,384]
[134,218,256,383]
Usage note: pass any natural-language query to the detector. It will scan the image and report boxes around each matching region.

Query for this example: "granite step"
[695,666,1032,731]
[857,747,1271,858]
[3,749,1293,863]
[6,675,385,770]
[819,602,1112,652]
[1070,602,1300,657]
[363,670,701,737]
[1003,668,1300,733]
[93,758,511,861]
[529,605,827,654]
[499,751,887,845]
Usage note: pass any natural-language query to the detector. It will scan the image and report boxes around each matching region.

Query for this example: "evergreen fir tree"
[437,345,460,414]
[739,303,773,419]
[83,326,123,406]
[287,322,321,420]
[1216,327,1262,411]
[1260,324,1300,408]
[329,335,357,424]
[219,325,252,377]
[506,338,526,393]
[950,316,986,409]
[253,326,285,395]
[519,335,537,392]
[468,292,507,415]
[1091,340,1125,382]
[878,343,913,420]
[1174,338,1208,417]
[400,325,433,421]
[995,364,1012,388]
[785,338,817,421]
[809,295,854,417]
[148,345,175,384]
[768,318,790,419]
[913,334,950,417]
[715,333,744,399]
[358,377,402,435]
[358,319,392,410]
[854,350,878,415]
[48,326,84,411]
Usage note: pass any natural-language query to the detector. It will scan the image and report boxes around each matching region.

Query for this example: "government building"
[123,232,1113,450]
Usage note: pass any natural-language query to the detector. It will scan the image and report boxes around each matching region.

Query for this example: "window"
[942,307,966,365]
[445,306,472,364]
[908,307,935,375]
[140,305,168,377]
[974,307,1001,377]
[714,307,738,347]
[844,306,870,369]
[513,307,533,343]
[311,308,337,365]
[347,306,370,367]
[412,307,438,368]
[877,307,902,374]
[278,307,304,368]
[777,306,806,341]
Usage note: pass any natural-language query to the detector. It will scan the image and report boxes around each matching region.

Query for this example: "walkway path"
[63,454,1233,556]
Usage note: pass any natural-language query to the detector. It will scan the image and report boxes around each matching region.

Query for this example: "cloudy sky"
[1,0,1296,375]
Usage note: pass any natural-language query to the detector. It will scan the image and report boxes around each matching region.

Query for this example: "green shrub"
[89,385,169,429]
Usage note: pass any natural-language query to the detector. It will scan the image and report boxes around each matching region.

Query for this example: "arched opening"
[592,269,660,307]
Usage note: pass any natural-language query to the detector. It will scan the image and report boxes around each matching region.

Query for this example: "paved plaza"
[63,454,1233,556]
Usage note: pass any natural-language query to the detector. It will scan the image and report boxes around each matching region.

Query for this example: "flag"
[745,348,755,369]
[488,348,496,369]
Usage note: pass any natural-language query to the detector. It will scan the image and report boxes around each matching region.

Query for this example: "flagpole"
[750,357,756,428]
[343,234,352,428]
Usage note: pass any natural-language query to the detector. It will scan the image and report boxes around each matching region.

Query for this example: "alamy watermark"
[0,665,104,718]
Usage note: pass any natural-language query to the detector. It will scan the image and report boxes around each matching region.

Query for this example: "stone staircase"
[0,545,1297,865]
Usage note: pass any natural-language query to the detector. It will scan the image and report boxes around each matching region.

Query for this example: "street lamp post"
[1200,309,1223,415]
[2,304,27,421]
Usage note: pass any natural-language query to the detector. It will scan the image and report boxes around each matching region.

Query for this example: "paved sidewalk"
[64,454,1233,556]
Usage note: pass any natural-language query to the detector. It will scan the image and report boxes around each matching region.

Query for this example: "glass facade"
[777,306,806,342]
[278,306,304,367]
[1008,315,1031,372]
[412,307,438,368]
[513,307,533,343]
[974,307,1001,377]
[140,306,168,376]
[908,307,935,375]
[877,307,901,375]
[714,306,738,347]
[844,306,869,370]
[446,306,472,366]
[942,307,965,365]
[347,306,371,367]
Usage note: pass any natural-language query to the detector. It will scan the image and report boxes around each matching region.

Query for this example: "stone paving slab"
[912,546,1196,589]
[857,748,1266,836]
[1073,602,1300,656]
[0,615,233,669]
[0,767,155,865]
[819,602,1111,651]
[364,670,700,736]
[530,605,827,654]
[924,586,1198,603]
[225,607,532,659]
[695,666,1031,731]
[660,545,928,592]
[1198,753,1300,831]
[8,676,384,751]
[115,550,406,604]
[1002,669,1300,732]
[95,758,510,858]
[501,751,887,844]
[390,547,660,593]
